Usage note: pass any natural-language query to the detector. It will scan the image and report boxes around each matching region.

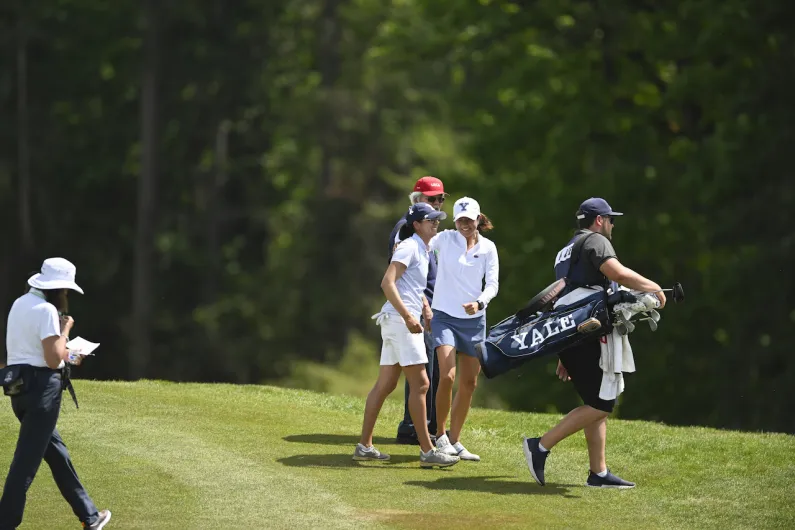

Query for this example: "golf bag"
[476,282,681,379]
[476,289,612,379]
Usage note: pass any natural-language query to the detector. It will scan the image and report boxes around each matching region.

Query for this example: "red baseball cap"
[413,176,445,196]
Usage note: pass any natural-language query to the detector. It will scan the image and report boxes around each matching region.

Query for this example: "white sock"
[538,441,549,453]
[596,469,608,477]
[421,448,434,456]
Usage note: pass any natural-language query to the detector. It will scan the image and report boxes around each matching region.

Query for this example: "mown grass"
[0,380,792,529]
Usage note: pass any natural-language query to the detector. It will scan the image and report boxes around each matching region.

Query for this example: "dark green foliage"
[0,0,791,432]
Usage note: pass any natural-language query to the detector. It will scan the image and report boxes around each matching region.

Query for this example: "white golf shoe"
[438,434,480,461]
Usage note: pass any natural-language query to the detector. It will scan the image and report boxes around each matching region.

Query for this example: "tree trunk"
[130,0,159,379]
[317,0,340,193]
[203,120,230,303]
[17,5,33,256]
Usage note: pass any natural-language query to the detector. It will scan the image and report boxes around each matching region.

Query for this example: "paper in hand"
[66,337,100,357]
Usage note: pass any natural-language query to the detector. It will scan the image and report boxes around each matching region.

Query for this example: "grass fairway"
[0,381,793,529]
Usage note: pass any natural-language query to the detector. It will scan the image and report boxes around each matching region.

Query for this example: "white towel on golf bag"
[598,288,661,400]
[598,330,635,400]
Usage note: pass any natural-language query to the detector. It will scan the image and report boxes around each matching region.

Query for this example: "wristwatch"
[477,300,485,311]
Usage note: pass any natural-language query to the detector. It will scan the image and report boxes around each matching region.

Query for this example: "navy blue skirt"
[430,310,486,357]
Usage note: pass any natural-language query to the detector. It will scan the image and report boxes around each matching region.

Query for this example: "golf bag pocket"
[1,365,30,397]
[477,291,611,379]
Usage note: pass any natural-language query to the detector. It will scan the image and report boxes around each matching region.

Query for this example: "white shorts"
[378,314,428,367]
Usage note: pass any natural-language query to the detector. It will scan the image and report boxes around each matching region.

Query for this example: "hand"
[422,307,433,331]
[68,354,84,366]
[654,291,667,309]
[60,315,74,334]
[462,302,479,315]
[556,360,570,382]
[404,315,424,334]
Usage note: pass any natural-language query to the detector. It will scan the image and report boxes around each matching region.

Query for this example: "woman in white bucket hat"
[0,258,111,529]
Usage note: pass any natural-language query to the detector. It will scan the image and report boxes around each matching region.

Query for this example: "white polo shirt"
[430,229,499,319]
[6,291,63,368]
[381,234,430,319]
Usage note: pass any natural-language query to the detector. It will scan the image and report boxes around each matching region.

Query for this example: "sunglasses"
[602,215,617,225]
[425,195,445,204]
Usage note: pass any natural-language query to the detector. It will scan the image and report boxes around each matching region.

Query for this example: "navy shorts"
[430,310,486,358]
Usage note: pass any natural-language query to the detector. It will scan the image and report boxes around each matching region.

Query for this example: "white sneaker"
[420,448,459,468]
[451,441,480,462]
[438,435,480,461]
[435,434,452,452]
[353,443,390,461]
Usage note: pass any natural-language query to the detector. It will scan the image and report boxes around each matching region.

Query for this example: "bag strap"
[62,365,79,409]
[566,232,597,281]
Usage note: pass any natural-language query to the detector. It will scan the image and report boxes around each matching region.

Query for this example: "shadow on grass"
[278,453,422,468]
[283,433,397,446]
[405,475,580,498]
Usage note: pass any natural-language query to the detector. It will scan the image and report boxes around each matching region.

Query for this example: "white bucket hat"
[453,196,481,221]
[27,257,84,294]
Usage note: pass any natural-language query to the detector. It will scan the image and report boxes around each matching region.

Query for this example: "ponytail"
[398,221,415,241]
[478,213,494,233]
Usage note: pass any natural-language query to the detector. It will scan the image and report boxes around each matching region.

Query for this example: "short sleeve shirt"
[554,229,617,287]
[381,234,431,318]
[6,292,62,367]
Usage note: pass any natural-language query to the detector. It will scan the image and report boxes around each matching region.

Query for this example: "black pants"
[0,369,98,529]
[397,327,440,438]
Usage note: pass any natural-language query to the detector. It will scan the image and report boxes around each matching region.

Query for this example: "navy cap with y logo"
[576,197,623,220]
[406,202,447,224]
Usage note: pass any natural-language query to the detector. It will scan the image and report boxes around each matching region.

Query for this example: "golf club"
[650,282,685,303]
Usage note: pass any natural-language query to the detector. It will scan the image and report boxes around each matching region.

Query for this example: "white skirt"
[375,313,428,367]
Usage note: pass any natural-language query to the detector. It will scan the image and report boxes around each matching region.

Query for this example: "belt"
[30,365,59,372]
